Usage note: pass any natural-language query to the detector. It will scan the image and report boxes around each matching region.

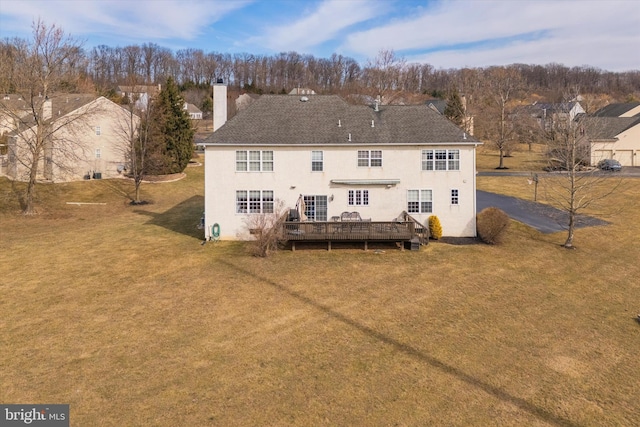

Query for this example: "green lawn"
[1,160,639,426]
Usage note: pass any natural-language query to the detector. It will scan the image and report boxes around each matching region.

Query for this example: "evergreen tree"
[147,77,195,174]
[444,88,465,127]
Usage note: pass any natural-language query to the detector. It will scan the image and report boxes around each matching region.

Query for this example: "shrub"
[476,207,510,244]
[243,201,287,257]
[428,215,443,240]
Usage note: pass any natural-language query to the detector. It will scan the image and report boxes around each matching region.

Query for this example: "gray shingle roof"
[1,94,96,134]
[205,95,477,146]
[583,116,640,139]
[593,102,640,117]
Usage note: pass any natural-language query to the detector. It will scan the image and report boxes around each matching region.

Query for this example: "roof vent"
[371,120,375,128]
[338,119,341,127]
[348,133,352,142]
[300,96,309,102]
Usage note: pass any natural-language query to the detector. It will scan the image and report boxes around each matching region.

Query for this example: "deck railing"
[281,220,418,242]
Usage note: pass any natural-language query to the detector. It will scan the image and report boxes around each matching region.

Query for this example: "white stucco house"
[116,84,160,111]
[202,87,481,241]
[1,95,139,182]
[517,101,585,132]
[588,103,640,166]
[184,102,203,120]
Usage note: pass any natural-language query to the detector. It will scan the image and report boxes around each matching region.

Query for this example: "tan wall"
[591,124,640,166]
[7,97,139,182]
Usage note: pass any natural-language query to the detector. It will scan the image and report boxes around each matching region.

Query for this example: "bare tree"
[363,49,406,104]
[242,200,288,257]
[479,66,527,168]
[0,20,90,214]
[541,100,622,249]
[112,77,146,204]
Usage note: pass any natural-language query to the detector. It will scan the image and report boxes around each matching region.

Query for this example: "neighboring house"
[426,95,474,135]
[289,87,316,96]
[202,88,481,241]
[236,93,260,113]
[184,102,203,120]
[583,103,640,166]
[517,101,585,131]
[426,99,447,115]
[116,84,161,111]
[2,95,139,182]
[592,102,640,118]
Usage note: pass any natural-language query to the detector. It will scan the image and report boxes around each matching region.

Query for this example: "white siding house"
[184,103,203,120]
[589,103,640,166]
[203,93,481,240]
[2,96,138,182]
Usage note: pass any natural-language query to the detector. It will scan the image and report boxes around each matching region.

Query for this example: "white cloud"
[339,0,640,71]
[0,0,249,42]
[253,0,389,52]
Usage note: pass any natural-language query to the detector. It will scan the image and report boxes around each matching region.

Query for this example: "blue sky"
[1,0,639,72]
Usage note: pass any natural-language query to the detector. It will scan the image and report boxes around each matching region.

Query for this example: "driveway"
[477,190,609,234]
[477,166,640,177]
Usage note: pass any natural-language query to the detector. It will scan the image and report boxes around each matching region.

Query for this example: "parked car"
[597,158,622,171]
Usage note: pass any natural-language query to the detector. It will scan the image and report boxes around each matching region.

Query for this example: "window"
[95,126,101,136]
[248,151,261,171]
[95,148,101,159]
[303,195,327,221]
[435,150,447,170]
[236,150,273,172]
[236,190,273,214]
[262,151,273,171]
[422,149,460,171]
[311,151,323,171]
[236,151,247,171]
[421,150,434,170]
[448,150,460,170]
[371,150,382,167]
[358,150,382,167]
[451,189,459,205]
[407,189,433,213]
[348,190,369,206]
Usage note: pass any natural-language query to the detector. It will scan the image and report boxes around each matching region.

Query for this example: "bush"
[476,207,510,244]
[428,215,443,240]
[243,201,287,257]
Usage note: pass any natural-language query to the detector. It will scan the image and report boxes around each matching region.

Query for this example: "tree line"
[2,38,639,104]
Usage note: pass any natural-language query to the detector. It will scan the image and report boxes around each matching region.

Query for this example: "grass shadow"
[219,258,582,427]
[134,195,204,240]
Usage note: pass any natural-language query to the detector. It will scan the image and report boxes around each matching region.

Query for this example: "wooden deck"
[279,217,429,250]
